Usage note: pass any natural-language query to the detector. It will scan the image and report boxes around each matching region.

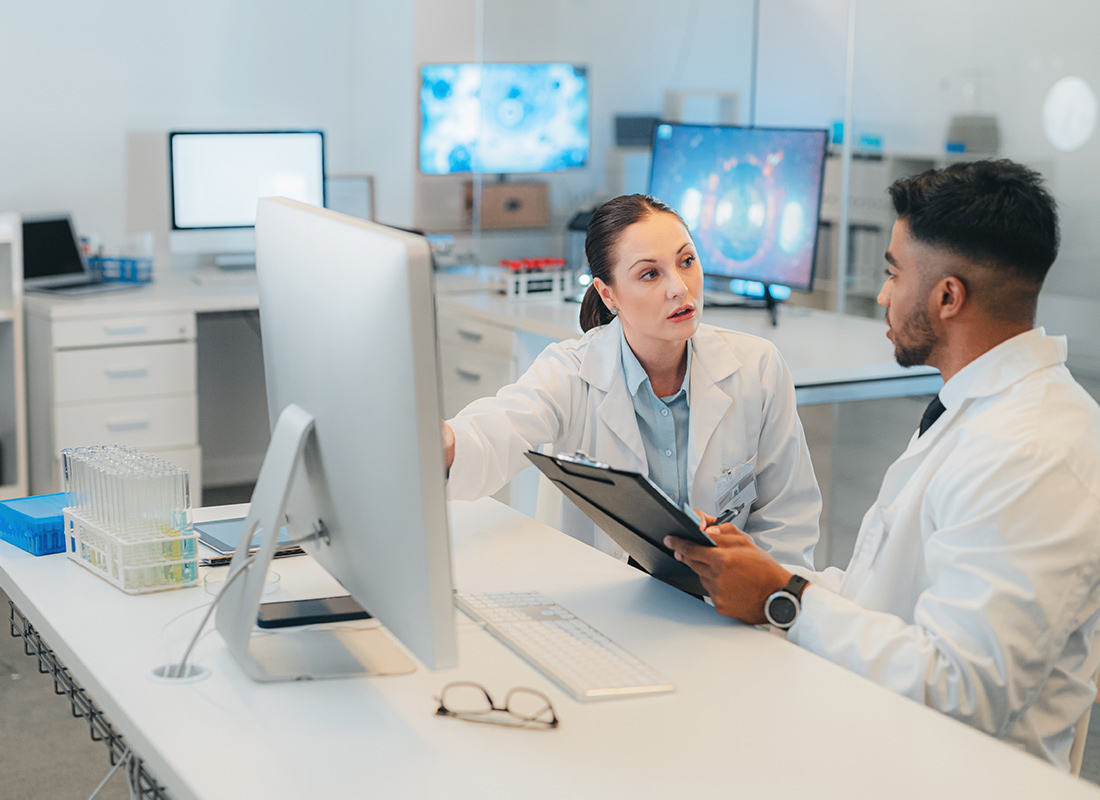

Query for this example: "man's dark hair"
[888,159,1060,286]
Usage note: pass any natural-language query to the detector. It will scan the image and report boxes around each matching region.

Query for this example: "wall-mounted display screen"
[419,63,589,175]
[649,123,828,292]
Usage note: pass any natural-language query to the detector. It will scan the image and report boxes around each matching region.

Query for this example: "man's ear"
[936,275,967,320]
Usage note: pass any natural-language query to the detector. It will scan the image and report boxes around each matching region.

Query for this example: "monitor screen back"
[649,123,828,292]
[170,132,325,230]
[253,198,457,670]
[23,216,87,284]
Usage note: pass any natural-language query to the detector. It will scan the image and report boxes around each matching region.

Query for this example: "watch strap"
[784,574,809,600]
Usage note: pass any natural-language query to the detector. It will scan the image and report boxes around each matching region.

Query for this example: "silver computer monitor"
[215,197,457,681]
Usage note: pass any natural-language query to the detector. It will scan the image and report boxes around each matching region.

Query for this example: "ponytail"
[579,283,614,332]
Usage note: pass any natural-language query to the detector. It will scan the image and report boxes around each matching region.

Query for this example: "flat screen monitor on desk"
[168,130,326,269]
[648,123,828,302]
[214,198,457,681]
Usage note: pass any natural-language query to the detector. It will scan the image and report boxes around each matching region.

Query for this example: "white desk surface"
[0,499,1094,799]
[437,292,942,397]
[22,271,260,319]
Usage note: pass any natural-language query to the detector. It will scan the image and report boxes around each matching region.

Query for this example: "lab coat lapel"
[579,320,647,466]
[877,401,965,501]
[687,326,739,491]
[879,331,1063,499]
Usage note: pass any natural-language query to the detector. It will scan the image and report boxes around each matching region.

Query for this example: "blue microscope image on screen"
[420,63,589,175]
[649,124,827,291]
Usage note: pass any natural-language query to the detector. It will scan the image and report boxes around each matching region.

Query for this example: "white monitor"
[168,131,325,265]
[215,198,458,681]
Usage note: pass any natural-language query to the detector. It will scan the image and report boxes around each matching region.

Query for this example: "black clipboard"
[525,450,715,598]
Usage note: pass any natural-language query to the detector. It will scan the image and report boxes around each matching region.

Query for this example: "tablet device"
[195,517,303,557]
[256,596,372,629]
[525,451,715,597]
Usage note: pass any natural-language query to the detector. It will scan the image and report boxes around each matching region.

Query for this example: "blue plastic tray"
[0,493,67,556]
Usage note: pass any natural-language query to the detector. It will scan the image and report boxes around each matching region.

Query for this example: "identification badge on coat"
[715,457,757,529]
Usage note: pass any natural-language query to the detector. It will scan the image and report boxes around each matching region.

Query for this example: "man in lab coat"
[666,159,1100,771]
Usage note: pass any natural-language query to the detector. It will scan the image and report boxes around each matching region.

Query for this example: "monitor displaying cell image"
[420,63,589,175]
[649,123,828,292]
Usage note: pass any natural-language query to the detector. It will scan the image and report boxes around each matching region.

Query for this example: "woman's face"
[595,212,703,349]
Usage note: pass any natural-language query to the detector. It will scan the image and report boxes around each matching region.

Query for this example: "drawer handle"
[103,325,149,337]
[455,368,483,382]
[105,419,150,432]
[457,328,483,344]
[104,366,149,380]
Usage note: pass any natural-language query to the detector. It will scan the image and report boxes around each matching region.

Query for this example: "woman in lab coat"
[443,194,821,569]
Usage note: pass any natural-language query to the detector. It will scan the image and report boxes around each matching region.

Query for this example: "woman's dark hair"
[579,194,692,331]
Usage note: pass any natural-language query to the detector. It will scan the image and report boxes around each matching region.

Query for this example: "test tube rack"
[500,258,572,299]
[61,445,198,594]
[65,508,199,594]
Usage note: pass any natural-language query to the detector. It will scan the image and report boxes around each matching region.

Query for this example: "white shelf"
[0,212,27,499]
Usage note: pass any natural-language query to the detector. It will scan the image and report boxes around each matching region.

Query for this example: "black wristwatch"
[764,575,810,629]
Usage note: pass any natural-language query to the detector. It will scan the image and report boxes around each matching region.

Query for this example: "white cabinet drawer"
[53,312,195,349]
[55,395,198,451]
[53,342,196,404]
[436,312,512,356]
[439,342,513,419]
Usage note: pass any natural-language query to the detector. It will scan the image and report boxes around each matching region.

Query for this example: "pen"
[714,503,745,527]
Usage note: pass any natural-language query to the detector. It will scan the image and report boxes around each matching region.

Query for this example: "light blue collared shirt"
[620,326,692,505]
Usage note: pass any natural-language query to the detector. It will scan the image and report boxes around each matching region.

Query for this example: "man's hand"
[665,524,793,624]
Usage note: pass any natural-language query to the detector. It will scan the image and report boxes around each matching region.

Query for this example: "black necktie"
[919,395,946,437]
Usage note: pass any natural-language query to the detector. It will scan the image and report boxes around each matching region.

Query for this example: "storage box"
[87,256,153,283]
[464,181,550,229]
[0,493,67,556]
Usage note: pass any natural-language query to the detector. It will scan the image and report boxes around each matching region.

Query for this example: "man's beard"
[888,306,936,368]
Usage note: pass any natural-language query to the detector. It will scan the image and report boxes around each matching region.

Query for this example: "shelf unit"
[0,213,28,499]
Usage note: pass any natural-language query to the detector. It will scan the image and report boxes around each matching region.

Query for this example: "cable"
[172,553,256,678]
[159,599,213,665]
[87,747,132,800]
[169,525,321,676]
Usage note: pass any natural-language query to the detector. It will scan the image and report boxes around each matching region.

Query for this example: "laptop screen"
[23,217,87,282]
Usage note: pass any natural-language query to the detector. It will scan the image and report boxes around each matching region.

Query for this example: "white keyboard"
[454,590,675,702]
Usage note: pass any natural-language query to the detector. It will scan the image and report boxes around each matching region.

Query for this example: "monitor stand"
[214,253,256,271]
[704,285,781,327]
[214,403,417,682]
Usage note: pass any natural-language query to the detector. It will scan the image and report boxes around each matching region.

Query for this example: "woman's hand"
[442,422,455,475]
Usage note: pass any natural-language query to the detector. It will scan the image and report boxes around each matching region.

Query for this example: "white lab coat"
[447,318,821,569]
[788,328,1100,770]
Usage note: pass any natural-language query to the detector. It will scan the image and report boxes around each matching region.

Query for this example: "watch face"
[768,595,797,626]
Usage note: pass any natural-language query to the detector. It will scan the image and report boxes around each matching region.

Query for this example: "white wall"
[411,0,757,238]
[0,0,361,255]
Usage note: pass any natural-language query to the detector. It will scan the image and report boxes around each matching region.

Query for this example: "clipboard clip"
[555,451,611,470]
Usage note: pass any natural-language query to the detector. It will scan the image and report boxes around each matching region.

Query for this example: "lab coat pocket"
[855,504,896,568]
[715,455,757,529]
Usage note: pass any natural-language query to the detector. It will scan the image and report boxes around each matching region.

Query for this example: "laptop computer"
[22,214,144,296]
